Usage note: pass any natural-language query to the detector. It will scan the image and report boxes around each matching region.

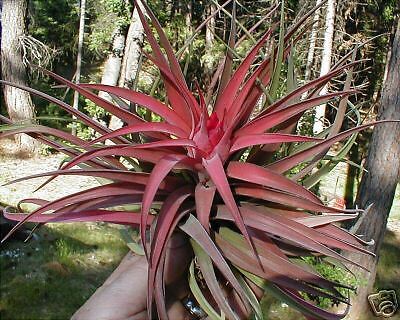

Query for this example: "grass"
[374,230,400,292]
[371,230,400,320]
[0,222,128,320]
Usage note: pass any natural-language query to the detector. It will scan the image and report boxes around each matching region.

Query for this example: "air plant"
[0,1,391,319]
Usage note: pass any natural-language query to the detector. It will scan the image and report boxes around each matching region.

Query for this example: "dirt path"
[0,139,99,211]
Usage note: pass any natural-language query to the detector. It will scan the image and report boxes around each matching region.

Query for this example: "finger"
[72,255,148,320]
[126,310,148,320]
[167,300,192,320]
[164,232,193,284]
[103,251,141,285]
[167,275,191,300]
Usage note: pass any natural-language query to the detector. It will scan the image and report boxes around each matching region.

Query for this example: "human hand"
[71,232,194,320]
[71,232,262,320]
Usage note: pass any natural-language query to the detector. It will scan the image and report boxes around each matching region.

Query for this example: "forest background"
[0,0,399,319]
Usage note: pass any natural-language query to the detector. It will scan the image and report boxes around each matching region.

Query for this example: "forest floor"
[0,138,399,319]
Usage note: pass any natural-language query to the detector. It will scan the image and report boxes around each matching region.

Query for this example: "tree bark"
[204,2,216,83]
[183,0,193,77]
[297,0,322,133]
[108,2,144,131]
[344,19,400,320]
[118,3,144,89]
[313,0,336,134]
[71,0,86,136]
[343,144,359,207]
[1,0,39,154]
[304,0,322,84]
[99,27,126,103]
[97,26,125,135]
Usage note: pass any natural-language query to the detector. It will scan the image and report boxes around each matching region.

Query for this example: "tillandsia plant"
[0,1,396,319]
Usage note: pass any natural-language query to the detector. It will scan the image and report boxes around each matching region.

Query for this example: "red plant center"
[206,112,224,151]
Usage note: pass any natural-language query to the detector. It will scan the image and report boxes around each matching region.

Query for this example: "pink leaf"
[81,84,191,133]
[214,27,275,119]
[148,187,193,319]
[140,154,189,258]
[202,153,254,252]
[227,162,322,204]
[179,215,250,309]
[3,209,152,226]
[4,169,182,192]
[236,91,356,137]
[0,80,121,142]
[230,133,321,153]
[42,70,146,127]
[195,182,216,231]
[267,120,399,173]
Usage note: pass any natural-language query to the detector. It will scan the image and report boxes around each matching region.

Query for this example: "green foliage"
[84,98,107,120]
[67,98,107,140]
[29,1,82,128]
[301,257,358,309]
[367,0,398,26]
[86,0,132,57]
[30,0,79,63]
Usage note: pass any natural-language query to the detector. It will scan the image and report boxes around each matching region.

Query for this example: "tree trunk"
[313,0,336,134]
[183,0,193,77]
[98,27,126,103]
[304,0,322,84]
[343,144,359,207]
[118,2,144,89]
[97,27,125,136]
[205,2,216,83]
[71,0,86,136]
[1,0,39,155]
[344,19,400,320]
[297,0,322,133]
[108,2,144,131]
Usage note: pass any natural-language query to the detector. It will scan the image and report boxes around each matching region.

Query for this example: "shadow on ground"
[0,222,128,320]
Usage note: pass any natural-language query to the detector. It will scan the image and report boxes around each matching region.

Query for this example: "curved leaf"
[179,215,250,311]
[81,84,191,132]
[227,162,322,204]
[3,208,151,226]
[236,91,356,137]
[267,120,399,173]
[3,169,181,192]
[188,260,224,320]
[140,154,189,257]
[202,153,254,254]
[230,133,321,153]
[191,240,240,320]
[0,80,123,143]
[87,122,188,146]
[195,182,216,231]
